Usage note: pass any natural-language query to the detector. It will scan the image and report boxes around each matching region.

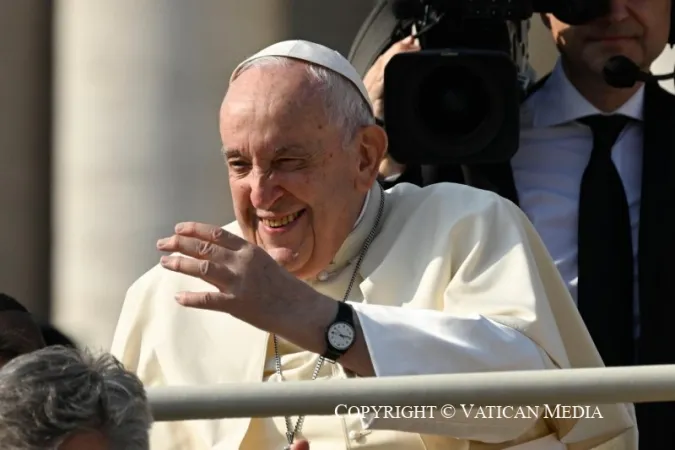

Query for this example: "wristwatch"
[323,301,356,362]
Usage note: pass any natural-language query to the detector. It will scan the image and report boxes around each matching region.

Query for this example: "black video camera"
[348,0,610,166]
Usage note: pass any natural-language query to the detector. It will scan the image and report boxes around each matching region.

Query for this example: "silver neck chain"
[274,186,385,450]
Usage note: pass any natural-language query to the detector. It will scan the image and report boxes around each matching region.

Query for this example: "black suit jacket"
[382,81,675,447]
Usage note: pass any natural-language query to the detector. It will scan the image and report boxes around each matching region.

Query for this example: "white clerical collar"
[523,58,644,129]
[352,189,370,231]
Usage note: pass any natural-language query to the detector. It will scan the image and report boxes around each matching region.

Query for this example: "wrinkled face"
[545,0,670,75]
[220,62,383,280]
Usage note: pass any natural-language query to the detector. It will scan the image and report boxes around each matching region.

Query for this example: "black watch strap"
[323,302,355,362]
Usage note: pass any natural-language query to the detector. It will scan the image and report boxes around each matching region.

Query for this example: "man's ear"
[540,13,552,30]
[355,124,388,192]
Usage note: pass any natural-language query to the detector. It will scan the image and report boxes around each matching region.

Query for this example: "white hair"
[0,346,152,450]
[232,56,375,147]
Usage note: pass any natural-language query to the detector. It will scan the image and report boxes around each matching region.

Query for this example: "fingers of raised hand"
[157,235,227,261]
[173,222,244,250]
[174,291,231,311]
[160,255,230,288]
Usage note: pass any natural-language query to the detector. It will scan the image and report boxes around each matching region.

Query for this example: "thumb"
[291,440,310,450]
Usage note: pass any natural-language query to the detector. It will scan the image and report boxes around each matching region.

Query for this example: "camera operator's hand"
[364,36,420,180]
[364,35,420,120]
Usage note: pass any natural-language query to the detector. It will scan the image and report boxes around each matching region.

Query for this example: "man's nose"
[249,169,283,210]
[606,0,630,22]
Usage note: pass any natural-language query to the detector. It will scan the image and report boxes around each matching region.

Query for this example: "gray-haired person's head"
[0,345,152,450]
[221,42,388,282]
[231,55,375,148]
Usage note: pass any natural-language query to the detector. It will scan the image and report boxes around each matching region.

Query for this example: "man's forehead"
[221,67,327,128]
[220,63,336,153]
[225,62,314,101]
[220,108,329,157]
[221,91,324,134]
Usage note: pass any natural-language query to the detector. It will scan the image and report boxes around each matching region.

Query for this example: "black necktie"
[577,115,634,367]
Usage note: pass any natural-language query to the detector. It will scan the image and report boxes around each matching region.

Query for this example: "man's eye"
[228,160,250,169]
[275,158,302,169]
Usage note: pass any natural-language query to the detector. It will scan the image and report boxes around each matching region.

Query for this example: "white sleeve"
[349,302,551,443]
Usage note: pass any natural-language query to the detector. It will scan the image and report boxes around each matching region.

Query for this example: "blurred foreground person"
[0,346,152,450]
[0,293,45,367]
[112,40,636,449]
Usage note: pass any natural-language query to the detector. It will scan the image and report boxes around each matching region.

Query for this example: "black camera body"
[349,0,610,166]
[383,5,529,165]
[384,49,521,164]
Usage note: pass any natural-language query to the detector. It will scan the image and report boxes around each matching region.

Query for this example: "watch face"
[327,322,355,350]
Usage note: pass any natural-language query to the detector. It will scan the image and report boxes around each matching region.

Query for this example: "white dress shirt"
[513,59,644,334]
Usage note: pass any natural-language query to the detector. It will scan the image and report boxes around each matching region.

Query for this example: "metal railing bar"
[147,364,675,421]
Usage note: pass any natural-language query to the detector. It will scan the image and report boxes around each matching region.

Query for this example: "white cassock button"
[317,270,329,281]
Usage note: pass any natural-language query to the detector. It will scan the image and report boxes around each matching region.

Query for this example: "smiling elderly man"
[111,40,636,450]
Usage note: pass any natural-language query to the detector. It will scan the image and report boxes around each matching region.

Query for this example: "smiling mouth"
[259,210,306,229]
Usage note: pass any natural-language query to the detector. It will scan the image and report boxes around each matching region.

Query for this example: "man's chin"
[592,46,641,69]
[265,247,305,270]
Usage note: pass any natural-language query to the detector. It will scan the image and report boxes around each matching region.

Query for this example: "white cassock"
[111,182,637,450]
